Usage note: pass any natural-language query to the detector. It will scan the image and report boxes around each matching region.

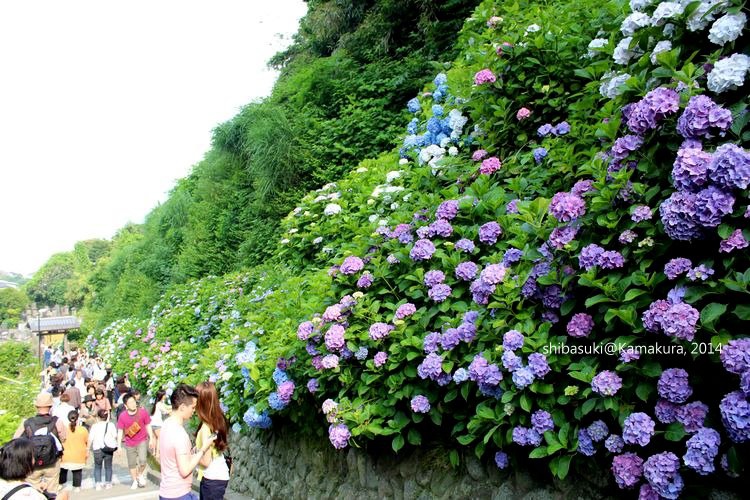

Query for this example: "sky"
[0,0,307,276]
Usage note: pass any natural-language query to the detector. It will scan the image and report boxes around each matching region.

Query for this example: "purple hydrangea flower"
[457,322,477,343]
[720,338,750,374]
[474,69,496,85]
[533,147,548,164]
[548,226,578,249]
[494,451,509,469]
[531,410,554,433]
[567,313,594,337]
[418,353,444,380]
[553,121,571,135]
[411,395,431,413]
[324,324,346,352]
[677,94,732,139]
[369,322,394,341]
[455,261,478,281]
[657,368,692,403]
[502,330,524,351]
[659,190,702,240]
[528,353,550,378]
[619,230,637,244]
[321,354,339,369]
[676,401,709,433]
[661,303,700,341]
[579,243,605,270]
[478,221,503,244]
[440,328,461,351]
[513,426,543,446]
[592,371,623,396]
[631,205,653,222]
[503,248,523,265]
[655,399,679,424]
[480,264,507,285]
[480,157,502,175]
[428,284,452,302]
[572,179,595,196]
[354,346,368,361]
[307,378,319,393]
[329,424,351,449]
[578,429,596,456]
[340,256,364,275]
[549,192,586,222]
[694,185,735,227]
[588,420,609,442]
[502,351,523,372]
[455,238,475,253]
[436,200,459,220]
[599,250,625,269]
[453,368,469,383]
[620,348,641,363]
[720,229,749,253]
[357,272,374,289]
[720,391,750,442]
[672,147,712,191]
[387,254,400,265]
[423,332,441,353]
[639,484,660,500]
[468,353,489,381]
[611,135,643,161]
[684,427,720,475]
[373,351,388,367]
[686,264,714,281]
[323,305,343,322]
[395,303,417,320]
[463,310,479,324]
[424,270,445,287]
[643,452,683,499]
[622,412,655,446]
[709,143,750,190]
[664,258,692,279]
[430,219,454,238]
[297,321,314,340]
[538,123,554,137]
[277,381,295,403]
[410,239,436,261]
[416,226,432,239]
[605,435,625,454]
[512,367,535,389]
[506,199,519,214]
[472,149,488,161]
[627,87,680,135]
[612,453,644,489]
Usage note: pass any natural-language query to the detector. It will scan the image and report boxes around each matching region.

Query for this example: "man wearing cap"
[14,393,67,494]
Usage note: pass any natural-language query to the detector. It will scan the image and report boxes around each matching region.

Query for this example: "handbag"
[101,422,118,454]
[125,420,141,438]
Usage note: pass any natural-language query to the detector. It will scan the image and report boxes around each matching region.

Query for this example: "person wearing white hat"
[13,393,67,495]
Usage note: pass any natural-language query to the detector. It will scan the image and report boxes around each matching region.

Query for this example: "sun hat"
[34,392,54,408]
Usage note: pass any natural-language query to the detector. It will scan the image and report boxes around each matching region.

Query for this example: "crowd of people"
[0,346,232,500]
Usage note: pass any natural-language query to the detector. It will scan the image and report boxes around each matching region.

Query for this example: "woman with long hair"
[0,438,47,499]
[149,389,170,458]
[58,410,88,492]
[195,382,230,500]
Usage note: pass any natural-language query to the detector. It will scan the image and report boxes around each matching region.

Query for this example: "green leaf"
[636,382,653,402]
[581,398,596,415]
[392,434,404,453]
[733,304,750,321]
[457,434,476,445]
[520,394,532,412]
[623,288,647,302]
[449,449,460,468]
[407,428,421,446]
[529,447,549,459]
[664,423,687,442]
[557,455,572,479]
[476,403,495,420]
[585,294,613,307]
[701,303,727,330]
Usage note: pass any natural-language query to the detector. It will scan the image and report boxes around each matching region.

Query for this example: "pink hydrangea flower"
[516,107,531,120]
[474,69,496,85]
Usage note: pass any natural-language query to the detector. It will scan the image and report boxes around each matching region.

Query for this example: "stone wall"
[226,429,607,500]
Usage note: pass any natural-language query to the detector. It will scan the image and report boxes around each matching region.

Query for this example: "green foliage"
[0,288,28,327]
[0,342,39,433]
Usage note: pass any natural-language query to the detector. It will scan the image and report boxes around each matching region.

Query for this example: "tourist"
[58,411,86,493]
[93,389,111,414]
[72,371,85,395]
[0,438,51,499]
[62,383,80,411]
[195,382,230,500]
[116,393,154,489]
[79,396,97,429]
[13,393,66,495]
[150,390,170,459]
[88,410,117,491]
[51,394,74,423]
[159,384,215,500]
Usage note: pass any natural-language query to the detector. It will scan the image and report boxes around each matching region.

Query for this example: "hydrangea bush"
[90,0,749,496]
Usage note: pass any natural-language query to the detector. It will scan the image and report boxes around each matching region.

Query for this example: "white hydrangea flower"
[313,195,327,203]
[355,166,368,173]
[587,38,608,57]
[303,211,311,216]
[322,247,333,254]
[368,214,378,223]
[280,238,290,244]
[292,207,302,214]
[439,136,452,148]
[390,203,399,210]
[613,37,640,65]
[323,203,342,216]
[312,237,323,245]
[686,0,729,31]
[630,0,655,11]
[398,158,408,165]
[419,144,446,165]
[448,146,458,156]
[288,228,298,234]
[651,2,684,26]
[526,24,541,33]
[663,23,676,37]
[402,193,412,202]
[448,109,468,139]
[322,182,337,191]
[650,40,673,64]
[707,53,750,93]
[378,219,388,226]
[708,13,746,45]
[382,186,405,194]
[385,170,402,183]
[599,71,631,98]
[327,192,341,200]
[621,12,651,36]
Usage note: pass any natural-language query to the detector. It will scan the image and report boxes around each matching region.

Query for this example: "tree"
[0,287,29,327]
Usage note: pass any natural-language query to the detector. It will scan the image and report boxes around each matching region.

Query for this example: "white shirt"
[88,420,118,451]
[53,402,76,422]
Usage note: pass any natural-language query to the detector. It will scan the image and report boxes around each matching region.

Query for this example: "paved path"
[63,450,158,500]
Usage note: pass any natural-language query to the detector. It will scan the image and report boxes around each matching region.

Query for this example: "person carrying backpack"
[12,394,66,495]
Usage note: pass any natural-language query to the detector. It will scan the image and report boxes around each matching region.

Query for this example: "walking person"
[195,382,230,500]
[159,384,215,500]
[150,390,170,459]
[88,410,117,491]
[93,389,111,414]
[13,393,66,495]
[58,411,87,493]
[0,438,59,500]
[116,393,154,489]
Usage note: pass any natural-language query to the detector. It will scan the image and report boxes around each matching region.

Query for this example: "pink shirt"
[116,408,150,446]
[158,418,193,498]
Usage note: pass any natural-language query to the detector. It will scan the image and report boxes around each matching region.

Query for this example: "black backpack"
[24,415,63,468]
